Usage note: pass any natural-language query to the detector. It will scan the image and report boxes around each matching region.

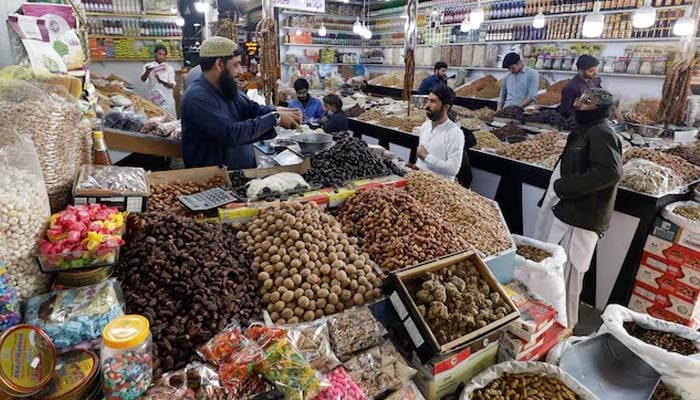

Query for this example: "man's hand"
[278,109,302,129]
[417,145,428,160]
[156,76,174,89]
[496,104,503,112]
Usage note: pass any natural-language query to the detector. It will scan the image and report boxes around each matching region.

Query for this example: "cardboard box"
[503,281,556,342]
[650,215,700,254]
[628,280,700,329]
[643,234,674,260]
[500,330,545,360]
[386,251,520,363]
[500,322,571,362]
[412,333,500,400]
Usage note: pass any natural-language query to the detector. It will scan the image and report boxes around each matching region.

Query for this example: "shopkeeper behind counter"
[558,55,602,117]
[498,53,539,111]
[288,78,325,123]
[181,36,302,170]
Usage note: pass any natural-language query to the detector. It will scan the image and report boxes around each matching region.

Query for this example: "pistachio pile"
[471,373,582,400]
[473,130,507,152]
[516,244,552,263]
[337,187,468,272]
[409,259,512,344]
[623,321,699,356]
[239,202,382,325]
[406,171,512,257]
[672,204,700,221]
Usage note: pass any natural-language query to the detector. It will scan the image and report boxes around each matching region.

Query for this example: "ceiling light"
[194,1,208,13]
[673,8,694,36]
[632,0,656,29]
[582,1,604,38]
[533,8,545,29]
[175,17,185,27]
[471,1,484,25]
[318,22,327,37]
[432,9,438,16]
[353,17,362,34]
[460,17,470,32]
[295,29,302,36]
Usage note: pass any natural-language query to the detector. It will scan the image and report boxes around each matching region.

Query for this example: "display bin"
[385,251,520,363]
[481,196,517,284]
[37,247,120,273]
[72,165,150,213]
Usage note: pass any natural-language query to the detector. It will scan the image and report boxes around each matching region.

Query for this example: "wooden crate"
[387,251,520,363]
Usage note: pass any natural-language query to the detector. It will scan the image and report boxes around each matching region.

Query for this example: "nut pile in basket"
[471,373,582,400]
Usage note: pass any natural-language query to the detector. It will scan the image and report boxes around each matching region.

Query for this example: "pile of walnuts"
[238,202,382,325]
[410,259,512,345]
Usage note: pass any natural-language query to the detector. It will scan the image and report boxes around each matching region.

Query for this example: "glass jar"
[626,56,641,74]
[552,56,564,70]
[614,56,628,73]
[535,54,546,69]
[602,56,617,73]
[653,56,668,75]
[639,56,654,75]
[101,315,153,400]
[562,55,574,70]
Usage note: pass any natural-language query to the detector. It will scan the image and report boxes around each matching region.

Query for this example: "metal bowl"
[291,133,334,154]
[627,123,665,138]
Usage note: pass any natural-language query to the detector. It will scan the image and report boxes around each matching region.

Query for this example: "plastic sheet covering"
[621,158,683,196]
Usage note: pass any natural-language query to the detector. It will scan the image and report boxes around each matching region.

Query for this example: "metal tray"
[560,333,660,400]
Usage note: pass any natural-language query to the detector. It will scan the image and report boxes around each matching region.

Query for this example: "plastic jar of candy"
[101,315,153,400]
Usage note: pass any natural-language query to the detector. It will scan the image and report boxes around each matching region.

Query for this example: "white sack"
[512,234,568,327]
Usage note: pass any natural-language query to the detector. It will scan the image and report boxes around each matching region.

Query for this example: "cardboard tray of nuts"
[386,251,520,363]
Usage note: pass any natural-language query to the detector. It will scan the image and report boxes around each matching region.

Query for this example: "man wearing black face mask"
[534,88,622,328]
[415,84,464,181]
[181,36,301,170]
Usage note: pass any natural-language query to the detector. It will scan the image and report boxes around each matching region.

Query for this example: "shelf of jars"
[86,12,180,18]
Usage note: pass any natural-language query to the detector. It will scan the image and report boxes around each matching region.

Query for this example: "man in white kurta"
[141,44,177,118]
[534,88,622,328]
[415,84,465,181]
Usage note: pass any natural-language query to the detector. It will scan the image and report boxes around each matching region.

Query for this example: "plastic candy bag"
[261,337,329,400]
[24,278,125,349]
[343,341,416,399]
[315,367,366,400]
[327,307,387,361]
[286,319,341,373]
[139,362,228,400]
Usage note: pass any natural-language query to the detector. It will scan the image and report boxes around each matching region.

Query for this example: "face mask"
[574,107,609,125]
[219,69,237,100]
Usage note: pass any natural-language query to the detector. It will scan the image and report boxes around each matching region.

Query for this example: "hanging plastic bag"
[599,305,700,396]
[512,234,568,327]
[460,361,597,400]
[0,125,51,301]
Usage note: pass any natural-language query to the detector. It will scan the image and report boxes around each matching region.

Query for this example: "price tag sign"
[272,0,325,13]
[244,41,259,57]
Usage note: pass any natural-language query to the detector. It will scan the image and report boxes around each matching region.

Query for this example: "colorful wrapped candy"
[38,204,127,271]
[0,260,20,330]
[261,337,329,400]
[315,367,366,400]
[24,278,125,349]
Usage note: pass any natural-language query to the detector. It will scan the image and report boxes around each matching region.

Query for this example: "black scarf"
[574,106,610,126]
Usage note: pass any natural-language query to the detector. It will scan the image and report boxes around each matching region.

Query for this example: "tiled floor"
[573,302,603,336]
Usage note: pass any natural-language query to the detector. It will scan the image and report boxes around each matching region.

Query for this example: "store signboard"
[272,0,325,13]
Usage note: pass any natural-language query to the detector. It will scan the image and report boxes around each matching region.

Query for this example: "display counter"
[103,128,182,159]
[348,118,691,309]
[348,119,419,163]
[365,84,497,110]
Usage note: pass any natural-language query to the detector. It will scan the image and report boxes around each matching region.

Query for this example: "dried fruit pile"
[471,373,582,400]
[337,187,467,272]
[516,244,552,263]
[624,148,700,185]
[672,204,700,221]
[238,202,382,325]
[493,123,527,141]
[115,214,262,376]
[409,259,512,344]
[473,130,507,152]
[406,171,512,257]
[495,106,525,122]
[456,75,497,97]
[623,321,699,356]
[149,176,230,215]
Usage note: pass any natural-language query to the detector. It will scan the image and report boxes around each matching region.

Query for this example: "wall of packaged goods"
[0,0,27,69]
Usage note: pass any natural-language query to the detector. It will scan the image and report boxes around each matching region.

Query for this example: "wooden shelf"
[91,57,183,62]
[417,37,680,46]
[86,11,179,18]
[90,35,182,40]
[103,128,181,158]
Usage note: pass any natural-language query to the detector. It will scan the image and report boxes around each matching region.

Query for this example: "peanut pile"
[672,204,700,221]
[623,321,699,356]
[498,139,562,164]
[337,187,468,273]
[471,373,581,400]
[623,148,700,185]
[406,171,512,257]
[409,259,512,344]
[516,244,552,263]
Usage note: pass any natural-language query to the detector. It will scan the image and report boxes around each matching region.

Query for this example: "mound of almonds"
[623,148,700,185]
[149,176,229,215]
[115,214,262,376]
[337,187,468,273]
[516,244,553,263]
[471,373,582,400]
[623,321,699,356]
[409,259,512,344]
[406,171,512,257]
[498,139,560,163]
[672,205,700,221]
[238,202,382,325]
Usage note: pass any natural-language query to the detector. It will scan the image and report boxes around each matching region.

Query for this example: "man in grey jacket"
[534,88,622,328]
